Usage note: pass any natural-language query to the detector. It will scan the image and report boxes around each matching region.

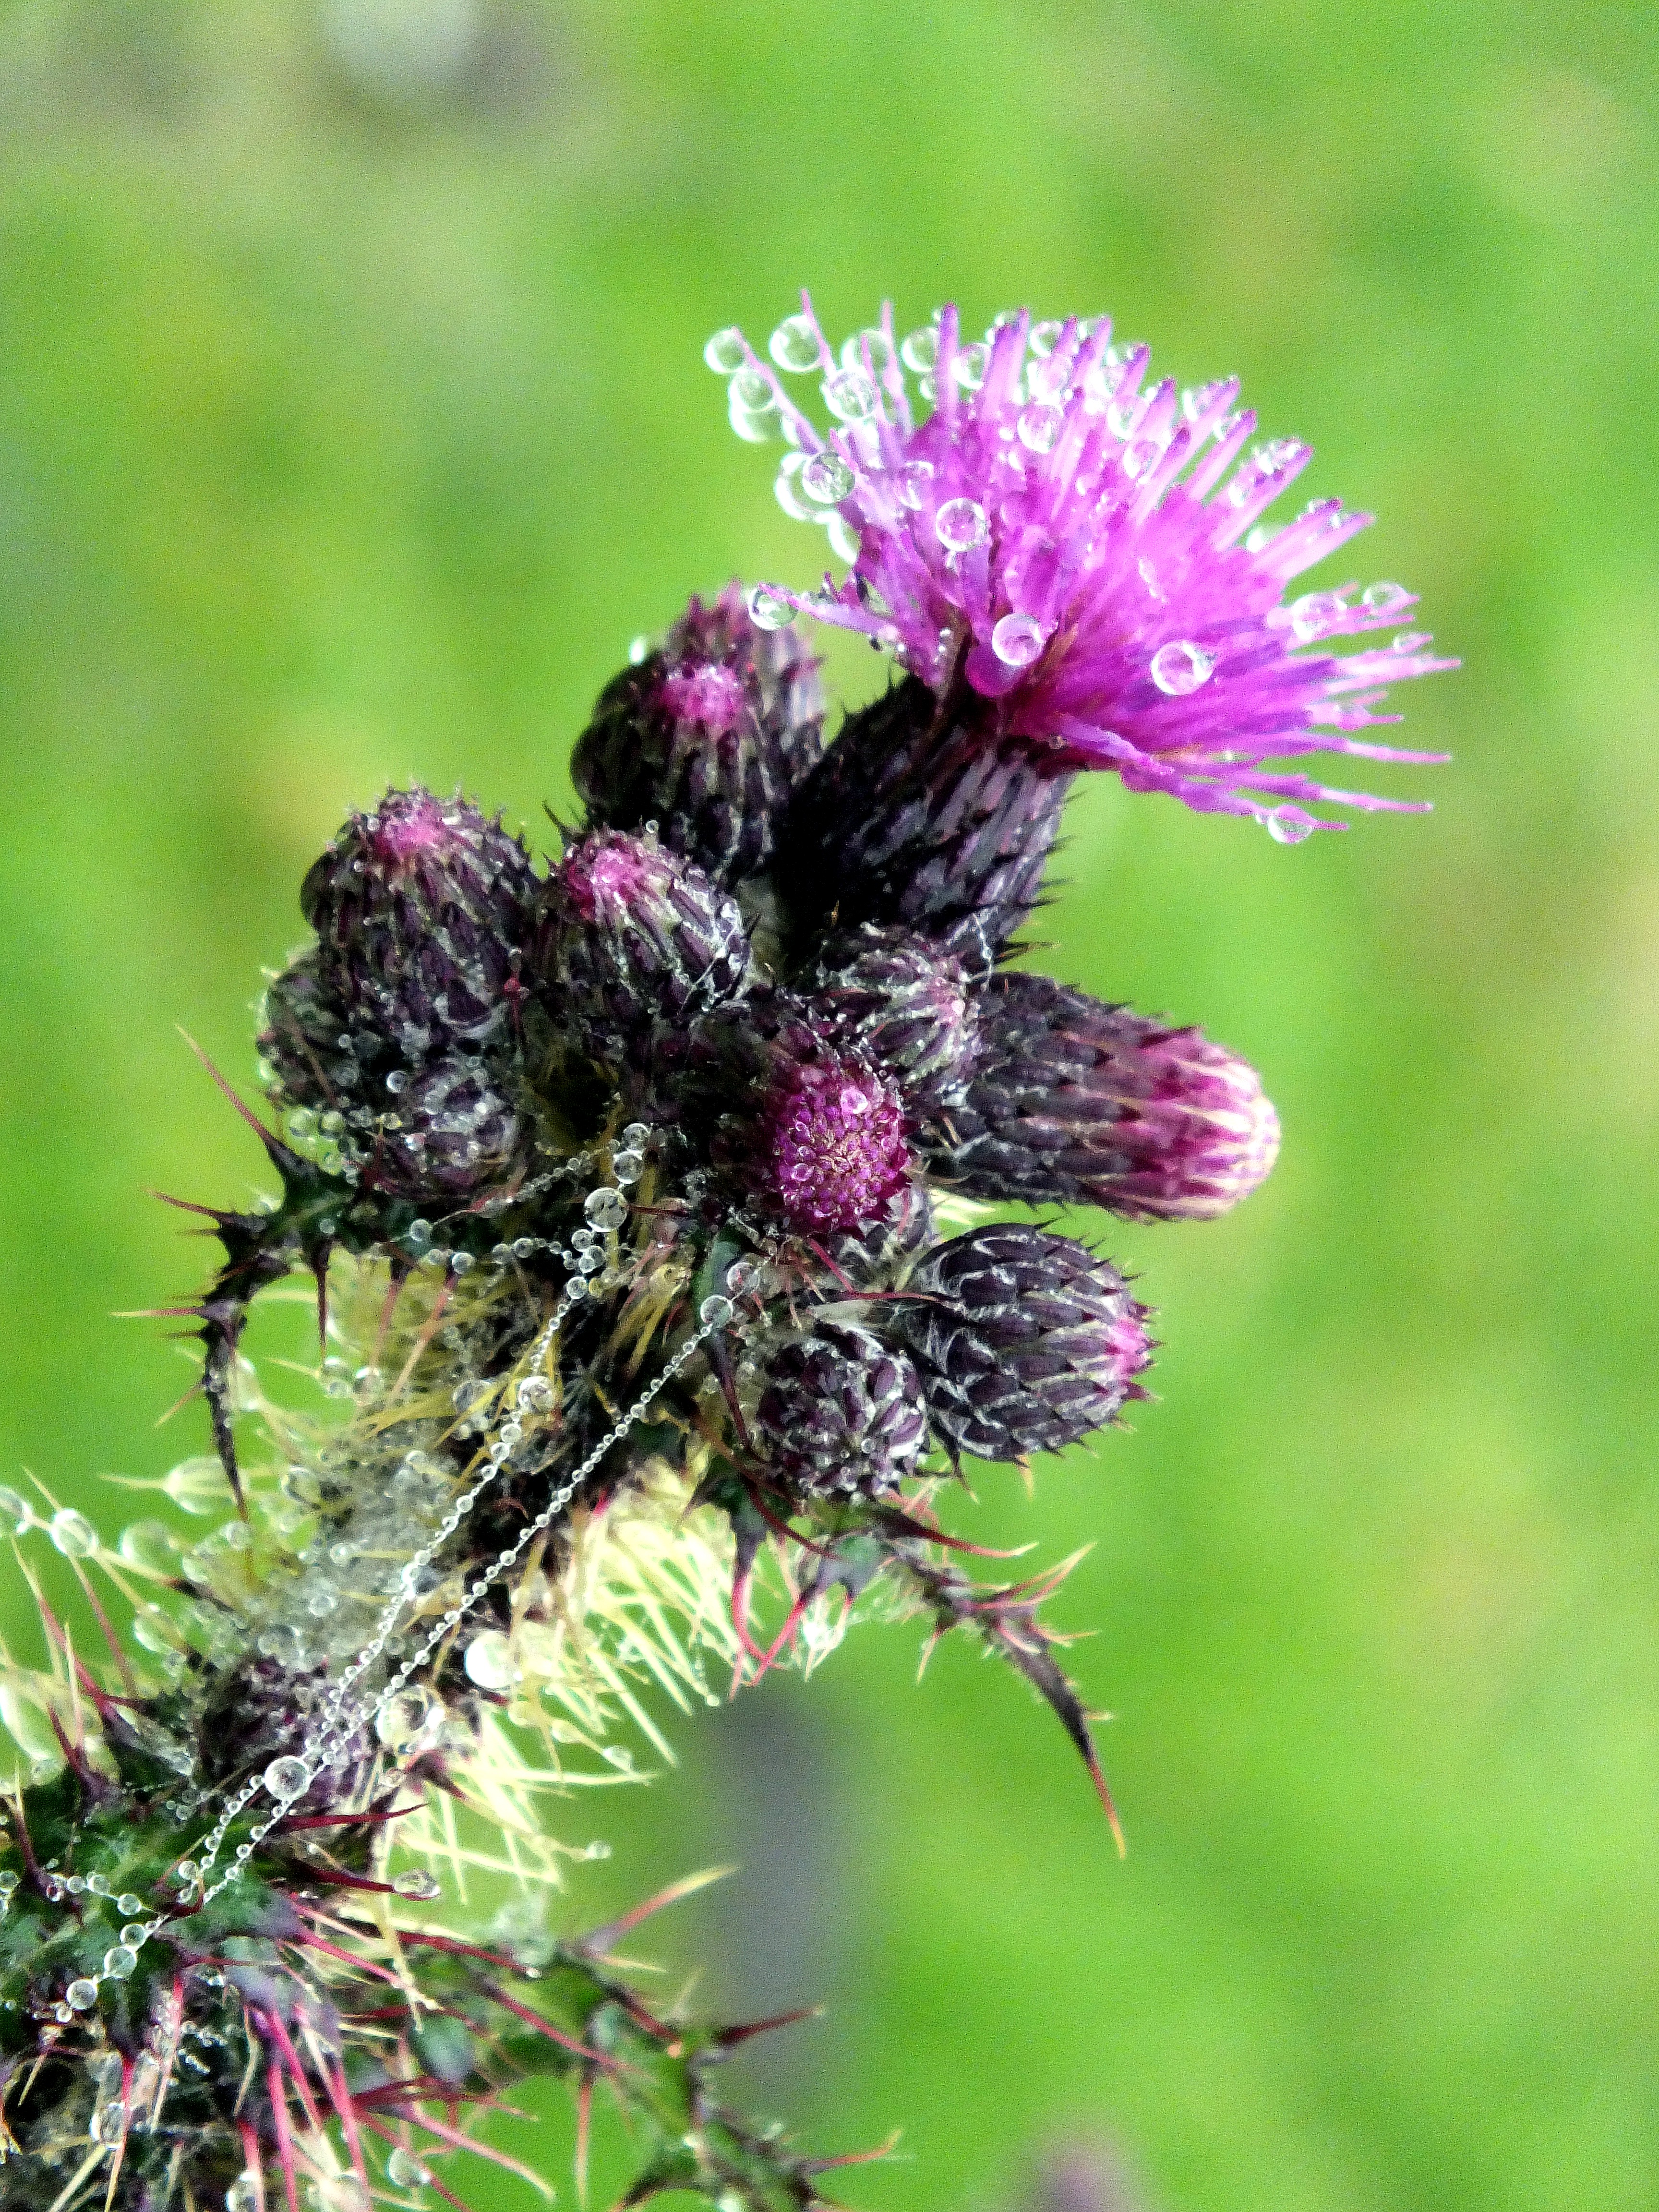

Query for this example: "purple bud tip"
[656,660,747,735]
[1102,1306,1155,1393]
[757,1055,911,1234]
[365,788,463,868]
[561,833,667,924]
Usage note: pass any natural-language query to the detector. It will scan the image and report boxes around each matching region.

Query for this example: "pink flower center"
[761,1060,910,1234]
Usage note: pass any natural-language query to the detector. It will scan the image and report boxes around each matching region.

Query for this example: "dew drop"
[952,341,989,391]
[0,1488,29,1534]
[102,1945,138,1981]
[828,514,862,563]
[464,1632,516,1691]
[117,1893,144,1917]
[584,1188,628,1231]
[1150,640,1215,696]
[1362,581,1412,615]
[65,1978,98,2011]
[375,1687,442,1755]
[392,1868,443,1901]
[386,2151,432,2190]
[1028,319,1065,358]
[822,369,877,422]
[747,585,793,632]
[226,2178,260,2212]
[622,1122,650,1146]
[1016,403,1063,454]
[800,452,855,505]
[990,613,1049,669]
[612,1150,644,1185]
[48,1510,98,1560]
[935,498,989,553]
[699,1294,734,1329]
[900,327,938,373]
[263,1756,312,1802]
[704,328,747,374]
[899,459,935,510]
[769,315,822,373]
[1289,589,1348,642]
[1391,630,1431,653]
[1267,808,1317,845]
[729,367,773,412]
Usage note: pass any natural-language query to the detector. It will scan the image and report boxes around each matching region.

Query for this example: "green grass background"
[0,2,1655,2208]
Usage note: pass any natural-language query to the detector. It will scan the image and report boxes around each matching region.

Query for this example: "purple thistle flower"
[706,300,1455,839]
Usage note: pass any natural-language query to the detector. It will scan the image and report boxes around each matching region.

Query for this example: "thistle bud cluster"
[0,291,1441,2212]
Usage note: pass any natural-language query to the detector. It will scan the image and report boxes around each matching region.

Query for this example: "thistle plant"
[0,297,1450,2212]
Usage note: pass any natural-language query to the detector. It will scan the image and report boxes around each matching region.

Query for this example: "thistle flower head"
[301,784,536,1053]
[933,973,1281,1221]
[900,1225,1155,1462]
[707,300,1456,839]
[752,1049,911,1234]
[756,1321,929,1496]
[572,584,823,884]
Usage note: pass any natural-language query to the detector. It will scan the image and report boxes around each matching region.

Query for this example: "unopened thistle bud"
[301,786,537,1062]
[375,1054,525,1196]
[749,1049,912,1235]
[572,584,824,884]
[899,1225,1153,1462]
[535,829,753,1070]
[775,676,1071,950]
[811,925,979,1114]
[931,973,1280,1220]
[756,1322,929,1496]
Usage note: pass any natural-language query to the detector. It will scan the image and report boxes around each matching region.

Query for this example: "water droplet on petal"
[900,327,938,373]
[1267,808,1317,845]
[729,367,775,413]
[769,315,822,373]
[1391,630,1431,653]
[704,328,747,374]
[991,613,1049,669]
[1028,319,1065,358]
[1017,403,1064,454]
[1363,581,1412,615]
[800,452,855,505]
[747,585,793,632]
[822,369,877,422]
[952,342,989,391]
[935,499,988,553]
[1289,589,1348,642]
[827,514,862,563]
[1150,641,1215,695]
[841,327,895,375]
[899,459,935,509]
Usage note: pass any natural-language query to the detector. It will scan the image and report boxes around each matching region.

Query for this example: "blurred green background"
[0,1,1655,2207]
